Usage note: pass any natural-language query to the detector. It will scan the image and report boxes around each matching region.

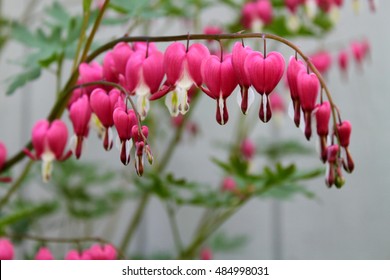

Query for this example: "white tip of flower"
[137,95,150,120]
[261,95,268,122]
[165,90,180,117]
[329,7,340,24]
[177,87,190,115]
[251,19,264,33]
[90,113,105,139]
[70,135,78,155]
[115,135,122,151]
[218,96,225,125]
[41,152,55,183]
[287,14,301,32]
[305,0,318,19]
[353,0,361,14]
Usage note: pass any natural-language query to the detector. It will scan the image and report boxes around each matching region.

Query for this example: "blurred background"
[0,0,389,259]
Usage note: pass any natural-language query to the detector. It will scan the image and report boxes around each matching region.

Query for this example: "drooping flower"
[203,26,223,43]
[0,238,14,260]
[287,56,306,127]
[35,247,54,260]
[336,120,354,172]
[69,95,92,159]
[310,51,332,75]
[232,42,254,115]
[88,244,117,260]
[158,42,209,116]
[297,71,320,140]
[24,120,71,182]
[90,88,124,151]
[78,62,103,95]
[125,49,164,120]
[103,42,133,84]
[269,92,286,114]
[338,49,349,76]
[285,0,304,31]
[325,144,339,187]
[245,50,285,122]
[131,125,151,176]
[65,249,91,260]
[113,107,137,165]
[241,0,274,32]
[315,101,331,162]
[201,54,238,125]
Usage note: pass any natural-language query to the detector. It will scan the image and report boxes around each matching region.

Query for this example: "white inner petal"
[177,87,189,115]
[236,89,242,108]
[329,7,340,24]
[287,14,300,32]
[177,62,193,90]
[137,95,150,120]
[70,135,77,155]
[288,100,295,123]
[305,0,318,19]
[247,87,255,113]
[251,19,264,33]
[262,95,268,122]
[165,90,180,117]
[218,95,225,125]
[41,151,55,183]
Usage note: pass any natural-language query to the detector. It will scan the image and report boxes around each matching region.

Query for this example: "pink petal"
[69,95,91,137]
[264,52,285,94]
[32,120,50,159]
[220,55,238,98]
[297,71,319,112]
[90,88,120,127]
[46,120,68,160]
[232,42,252,87]
[143,51,165,93]
[0,142,7,170]
[0,238,14,260]
[201,55,222,99]
[35,247,54,260]
[125,52,144,93]
[287,56,306,100]
[113,108,137,141]
[186,43,210,86]
[164,42,186,86]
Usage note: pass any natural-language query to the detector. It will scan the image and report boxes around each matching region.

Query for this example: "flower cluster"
[240,0,345,33]
[0,238,117,260]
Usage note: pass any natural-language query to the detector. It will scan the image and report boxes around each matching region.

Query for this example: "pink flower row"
[0,238,117,260]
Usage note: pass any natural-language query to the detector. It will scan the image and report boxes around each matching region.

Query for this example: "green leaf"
[6,67,41,95]
[211,232,248,253]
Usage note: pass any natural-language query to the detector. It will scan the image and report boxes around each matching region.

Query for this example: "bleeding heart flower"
[310,51,332,75]
[90,88,124,151]
[65,249,91,260]
[24,120,71,182]
[35,247,54,260]
[285,0,304,13]
[297,71,320,140]
[0,142,12,183]
[287,56,306,127]
[203,26,223,40]
[336,120,354,173]
[69,95,92,159]
[78,62,103,95]
[0,238,14,260]
[201,55,238,125]
[315,101,331,162]
[232,42,254,115]
[325,144,339,187]
[245,51,285,122]
[160,42,210,116]
[125,49,164,120]
[89,244,117,260]
[103,42,133,84]
[241,0,273,32]
[131,125,151,176]
[113,107,137,165]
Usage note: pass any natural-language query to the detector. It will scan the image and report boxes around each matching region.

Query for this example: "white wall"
[0,0,389,259]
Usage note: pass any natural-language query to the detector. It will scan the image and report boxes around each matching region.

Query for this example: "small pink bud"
[310,51,332,75]
[315,101,331,137]
[351,42,364,64]
[203,26,223,40]
[65,249,91,260]
[336,120,351,148]
[221,176,237,192]
[88,244,117,260]
[200,248,213,260]
[0,142,7,171]
[0,238,14,260]
[338,50,349,74]
[240,138,256,160]
[327,144,339,164]
[35,247,54,260]
[113,107,137,165]
[269,92,285,114]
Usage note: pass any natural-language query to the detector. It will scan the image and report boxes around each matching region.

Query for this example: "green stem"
[56,53,64,95]
[79,0,110,63]
[0,160,33,209]
[72,2,91,71]
[166,203,183,253]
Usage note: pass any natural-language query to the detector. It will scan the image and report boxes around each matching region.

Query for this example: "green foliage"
[6,2,98,95]
[259,139,314,160]
[210,232,248,253]
[50,160,133,220]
